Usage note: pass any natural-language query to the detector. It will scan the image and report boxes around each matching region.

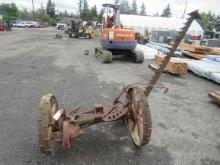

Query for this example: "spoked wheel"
[37,94,59,154]
[125,86,152,146]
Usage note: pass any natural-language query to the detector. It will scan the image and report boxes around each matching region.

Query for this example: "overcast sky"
[2,0,220,18]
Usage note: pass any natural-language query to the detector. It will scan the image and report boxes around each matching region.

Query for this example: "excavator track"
[38,94,59,154]
[95,47,112,63]
[131,49,144,63]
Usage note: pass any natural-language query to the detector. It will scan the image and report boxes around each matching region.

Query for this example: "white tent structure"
[120,14,203,36]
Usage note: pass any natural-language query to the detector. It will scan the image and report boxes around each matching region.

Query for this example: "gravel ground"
[0,28,219,165]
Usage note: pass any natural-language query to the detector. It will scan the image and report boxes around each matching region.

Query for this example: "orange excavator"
[95,4,144,63]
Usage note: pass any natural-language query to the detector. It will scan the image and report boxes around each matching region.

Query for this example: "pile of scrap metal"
[209,91,220,105]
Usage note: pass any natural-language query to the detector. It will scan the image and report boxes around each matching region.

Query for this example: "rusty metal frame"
[37,11,200,154]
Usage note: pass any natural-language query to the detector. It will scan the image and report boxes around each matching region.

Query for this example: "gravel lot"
[0,28,219,165]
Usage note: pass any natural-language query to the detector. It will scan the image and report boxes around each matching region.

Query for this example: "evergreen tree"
[153,12,159,17]
[78,0,83,16]
[78,0,89,20]
[64,10,68,17]
[87,5,98,21]
[0,3,19,21]
[140,2,146,16]
[114,0,120,5]
[214,15,220,31]
[82,0,89,20]
[59,11,63,17]
[161,4,172,17]
[98,9,104,22]
[115,0,130,14]
[91,5,98,18]
[70,12,74,17]
[198,11,216,30]
[131,0,137,15]
[93,5,98,17]
[46,0,55,18]
[36,3,49,22]
[19,8,32,20]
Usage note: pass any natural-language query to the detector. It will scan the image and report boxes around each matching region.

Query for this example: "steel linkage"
[37,11,200,154]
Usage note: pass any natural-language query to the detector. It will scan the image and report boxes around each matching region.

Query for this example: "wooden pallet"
[155,54,188,75]
[208,91,220,104]
[182,51,206,60]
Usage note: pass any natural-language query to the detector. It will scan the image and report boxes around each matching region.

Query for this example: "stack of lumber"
[151,54,188,75]
[178,43,220,60]
[182,51,206,60]
[208,91,220,104]
[210,48,220,55]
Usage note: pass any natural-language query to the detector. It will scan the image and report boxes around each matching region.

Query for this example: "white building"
[120,14,203,37]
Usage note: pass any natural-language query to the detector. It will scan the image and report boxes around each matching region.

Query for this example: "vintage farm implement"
[37,11,200,154]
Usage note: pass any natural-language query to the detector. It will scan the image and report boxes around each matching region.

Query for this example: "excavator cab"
[102,4,120,29]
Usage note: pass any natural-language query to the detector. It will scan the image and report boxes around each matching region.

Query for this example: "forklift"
[67,20,93,39]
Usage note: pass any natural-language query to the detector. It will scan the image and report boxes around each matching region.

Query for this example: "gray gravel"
[0,28,219,165]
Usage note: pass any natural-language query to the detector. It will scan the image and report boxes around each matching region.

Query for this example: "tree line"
[113,0,147,15]
[0,0,58,25]
[77,0,172,22]
[0,0,219,31]
[198,11,220,31]
[113,0,172,17]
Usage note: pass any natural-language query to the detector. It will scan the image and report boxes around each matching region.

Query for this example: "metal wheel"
[125,86,152,146]
[37,94,59,154]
